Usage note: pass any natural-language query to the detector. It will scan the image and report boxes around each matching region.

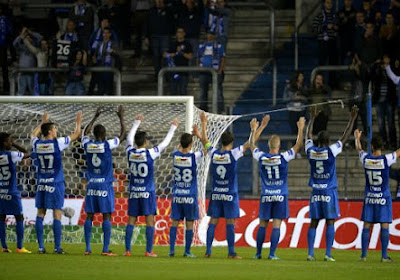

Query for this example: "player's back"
[172,150,198,198]
[33,138,64,183]
[127,147,155,192]
[83,139,114,184]
[210,148,241,195]
[0,151,20,195]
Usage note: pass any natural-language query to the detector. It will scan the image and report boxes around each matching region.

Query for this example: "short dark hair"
[0,132,11,150]
[93,124,106,139]
[180,133,193,148]
[221,131,234,146]
[41,123,55,137]
[135,131,147,147]
[317,130,330,147]
[371,134,384,151]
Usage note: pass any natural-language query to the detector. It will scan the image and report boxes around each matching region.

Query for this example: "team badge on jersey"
[129,152,147,163]
[212,154,231,164]
[86,143,105,153]
[261,155,281,166]
[309,150,329,160]
[174,156,192,167]
[36,143,55,154]
[0,155,9,165]
[364,159,385,170]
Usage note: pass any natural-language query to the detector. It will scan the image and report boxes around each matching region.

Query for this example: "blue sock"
[226,224,235,256]
[269,228,280,257]
[53,219,62,251]
[381,228,389,259]
[125,224,134,252]
[16,221,24,249]
[206,224,216,255]
[102,219,111,253]
[325,225,335,257]
[307,228,316,256]
[185,229,193,255]
[361,228,370,258]
[84,220,92,252]
[35,216,44,249]
[0,221,7,249]
[256,226,266,256]
[169,226,177,255]
[145,226,155,253]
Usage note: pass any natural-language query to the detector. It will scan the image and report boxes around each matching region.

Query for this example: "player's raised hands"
[261,115,270,127]
[350,105,359,119]
[250,118,259,131]
[135,114,143,121]
[172,118,180,127]
[117,105,124,119]
[297,117,306,129]
[192,125,201,139]
[76,111,83,124]
[95,106,103,117]
[354,129,362,139]
[200,111,207,124]
[42,112,49,123]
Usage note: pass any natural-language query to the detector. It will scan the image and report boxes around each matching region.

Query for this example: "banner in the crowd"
[56,39,71,68]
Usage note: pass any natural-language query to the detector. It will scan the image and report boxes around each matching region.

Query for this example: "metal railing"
[10,67,122,96]
[310,65,351,84]
[157,66,218,113]
[294,1,321,70]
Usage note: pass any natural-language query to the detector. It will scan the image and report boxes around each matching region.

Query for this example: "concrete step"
[232,9,295,19]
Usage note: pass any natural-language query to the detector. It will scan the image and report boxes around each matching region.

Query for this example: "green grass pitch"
[1,243,399,280]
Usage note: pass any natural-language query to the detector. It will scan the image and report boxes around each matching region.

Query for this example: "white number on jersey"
[130,162,148,177]
[216,165,227,179]
[174,168,193,183]
[265,165,280,179]
[316,161,324,174]
[366,170,383,186]
[0,166,11,181]
[38,155,54,169]
[92,153,102,167]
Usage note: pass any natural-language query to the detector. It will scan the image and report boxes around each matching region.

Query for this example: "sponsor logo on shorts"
[364,159,385,170]
[174,156,192,167]
[86,143,105,153]
[212,154,231,164]
[0,155,9,165]
[36,143,55,154]
[309,150,329,160]
[129,152,147,163]
[261,156,281,166]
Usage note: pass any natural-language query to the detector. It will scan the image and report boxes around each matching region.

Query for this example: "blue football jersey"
[306,140,342,190]
[172,151,200,197]
[127,148,155,192]
[360,152,396,200]
[210,146,243,195]
[0,151,23,195]
[33,137,69,184]
[84,139,115,184]
[253,148,295,196]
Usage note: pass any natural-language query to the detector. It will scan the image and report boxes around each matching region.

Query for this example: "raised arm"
[156,118,179,153]
[292,117,306,154]
[243,115,270,152]
[12,140,30,159]
[127,114,143,148]
[117,105,126,141]
[384,56,400,85]
[200,111,209,145]
[354,129,363,153]
[249,118,260,151]
[306,106,319,141]
[69,111,83,142]
[84,106,102,136]
[339,105,358,145]
[31,112,49,139]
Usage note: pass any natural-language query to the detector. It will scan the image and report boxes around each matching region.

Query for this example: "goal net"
[0,96,239,247]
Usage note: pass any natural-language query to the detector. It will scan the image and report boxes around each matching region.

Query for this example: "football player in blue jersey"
[203,113,269,259]
[0,132,31,253]
[250,116,305,260]
[124,114,179,257]
[305,105,358,261]
[355,130,400,262]
[82,106,126,256]
[31,111,82,254]
[168,123,205,258]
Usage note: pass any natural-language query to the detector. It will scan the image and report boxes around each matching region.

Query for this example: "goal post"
[0,96,240,247]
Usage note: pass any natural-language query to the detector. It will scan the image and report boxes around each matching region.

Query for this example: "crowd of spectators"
[0,0,230,113]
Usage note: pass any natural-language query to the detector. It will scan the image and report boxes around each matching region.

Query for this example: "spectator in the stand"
[66,49,87,95]
[355,22,382,66]
[130,0,151,58]
[204,0,230,51]
[87,18,119,95]
[69,0,95,50]
[178,0,204,66]
[337,0,356,64]
[197,30,225,113]
[0,4,12,94]
[92,27,119,95]
[371,56,397,149]
[23,35,54,96]
[374,10,383,33]
[145,0,174,77]
[362,0,374,22]
[13,27,43,96]
[308,73,331,134]
[312,0,338,80]
[97,0,123,45]
[354,11,366,42]
[389,0,400,23]
[52,0,75,33]
[379,12,398,59]
[284,71,308,136]
[56,19,80,51]
[164,27,193,95]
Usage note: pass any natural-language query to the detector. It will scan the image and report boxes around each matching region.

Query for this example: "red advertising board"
[78,199,400,250]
